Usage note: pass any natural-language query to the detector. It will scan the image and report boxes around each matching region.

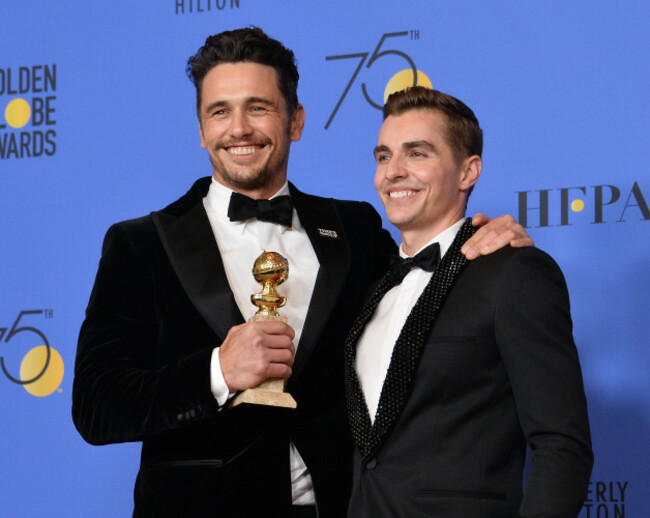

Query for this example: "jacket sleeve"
[72,222,221,446]
[494,248,593,517]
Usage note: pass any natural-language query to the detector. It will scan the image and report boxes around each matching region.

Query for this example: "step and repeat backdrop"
[1,1,648,516]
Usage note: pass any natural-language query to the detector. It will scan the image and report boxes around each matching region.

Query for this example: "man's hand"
[461,213,534,260]
[219,321,296,392]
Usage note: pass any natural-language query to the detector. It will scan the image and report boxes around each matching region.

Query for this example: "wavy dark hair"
[186,27,299,116]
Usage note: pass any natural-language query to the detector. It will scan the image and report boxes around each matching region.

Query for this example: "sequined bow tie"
[228,192,293,227]
[388,242,441,285]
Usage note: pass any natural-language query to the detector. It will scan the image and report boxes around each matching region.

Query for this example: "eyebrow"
[203,96,275,113]
[373,140,436,158]
[373,144,390,157]
[402,140,436,152]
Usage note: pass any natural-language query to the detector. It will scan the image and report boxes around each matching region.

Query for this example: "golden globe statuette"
[229,250,297,409]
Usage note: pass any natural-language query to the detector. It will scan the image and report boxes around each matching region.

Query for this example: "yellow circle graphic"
[384,69,433,103]
[20,346,64,397]
[5,98,31,128]
[571,199,585,212]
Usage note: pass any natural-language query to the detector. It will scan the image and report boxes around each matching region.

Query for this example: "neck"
[400,212,466,256]
[213,174,288,200]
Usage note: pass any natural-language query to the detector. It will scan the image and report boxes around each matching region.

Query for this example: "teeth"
[389,191,416,199]
[228,146,259,156]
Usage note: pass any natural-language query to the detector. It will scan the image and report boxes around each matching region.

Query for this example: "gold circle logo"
[571,199,585,212]
[5,98,32,129]
[384,69,433,103]
[20,346,64,397]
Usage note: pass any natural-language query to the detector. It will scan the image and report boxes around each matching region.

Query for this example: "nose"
[229,109,253,139]
[384,154,408,181]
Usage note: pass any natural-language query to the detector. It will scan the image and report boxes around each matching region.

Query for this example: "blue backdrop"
[1,1,648,516]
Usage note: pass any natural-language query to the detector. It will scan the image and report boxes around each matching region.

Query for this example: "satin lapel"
[361,218,476,459]
[288,184,350,382]
[152,194,244,341]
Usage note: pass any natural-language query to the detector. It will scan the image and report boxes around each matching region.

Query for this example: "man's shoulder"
[471,244,559,269]
[103,177,210,244]
[463,245,567,291]
[290,183,381,219]
[156,176,211,217]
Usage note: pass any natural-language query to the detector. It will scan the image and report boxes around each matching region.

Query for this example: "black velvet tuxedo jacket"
[345,220,593,518]
[72,177,396,517]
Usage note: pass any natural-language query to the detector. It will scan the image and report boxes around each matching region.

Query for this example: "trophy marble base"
[229,379,297,409]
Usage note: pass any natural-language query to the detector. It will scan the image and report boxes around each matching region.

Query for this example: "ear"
[290,104,306,142]
[459,155,481,192]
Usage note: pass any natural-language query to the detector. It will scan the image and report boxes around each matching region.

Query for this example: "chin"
[386,209,415,227]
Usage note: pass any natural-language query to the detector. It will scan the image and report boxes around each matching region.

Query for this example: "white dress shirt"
[202,177,319,505]
[355,219,465,422]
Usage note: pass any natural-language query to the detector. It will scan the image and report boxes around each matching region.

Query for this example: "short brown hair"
[383,86,483,165]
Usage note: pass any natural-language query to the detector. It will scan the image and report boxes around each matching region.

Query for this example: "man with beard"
[72,28,532,517]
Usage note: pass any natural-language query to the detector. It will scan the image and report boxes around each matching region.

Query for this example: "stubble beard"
[208,137,285,193]
[210,155,274,192]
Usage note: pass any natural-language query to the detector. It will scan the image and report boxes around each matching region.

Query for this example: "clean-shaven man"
[345,86,593,518]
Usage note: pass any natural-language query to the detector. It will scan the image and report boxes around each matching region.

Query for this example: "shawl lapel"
[151,177,245,341]
[288,183,350,383]
[346,218,476,459]
[149,179,351,382]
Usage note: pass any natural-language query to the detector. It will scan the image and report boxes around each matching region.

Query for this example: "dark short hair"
[383,86,483,164]
[186,27,299,115]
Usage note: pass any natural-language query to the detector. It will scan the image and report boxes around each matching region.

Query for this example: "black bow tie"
[388,242,441,285]
[228,192,293,227]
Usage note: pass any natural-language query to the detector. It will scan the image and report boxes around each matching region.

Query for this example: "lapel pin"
[318,228,339,239]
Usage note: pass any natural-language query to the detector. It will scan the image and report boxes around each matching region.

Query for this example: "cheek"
[373,168,383,191]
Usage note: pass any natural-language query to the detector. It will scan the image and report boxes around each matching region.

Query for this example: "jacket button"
[177,413,184,422]
[366,459,377,470]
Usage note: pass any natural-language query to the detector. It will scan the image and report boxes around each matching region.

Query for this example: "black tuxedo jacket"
[345,220,593,518]
[72,177,396,517]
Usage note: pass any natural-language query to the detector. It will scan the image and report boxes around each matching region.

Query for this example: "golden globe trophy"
[229,250,297,409]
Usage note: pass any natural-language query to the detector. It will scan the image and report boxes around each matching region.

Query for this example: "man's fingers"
[264,335,296,355]
[463,214,533,259]
[253,320,296,340]
[219,321,297,391]
[510,237,534,248]
[267,347,295,366]
[470,212,489,227]
[266,364,292,380]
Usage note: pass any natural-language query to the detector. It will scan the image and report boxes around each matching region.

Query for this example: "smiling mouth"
[388,190,417,199]
[225,145,264,156]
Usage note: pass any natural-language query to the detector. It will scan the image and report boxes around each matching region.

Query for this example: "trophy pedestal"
[229,379,297,409]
